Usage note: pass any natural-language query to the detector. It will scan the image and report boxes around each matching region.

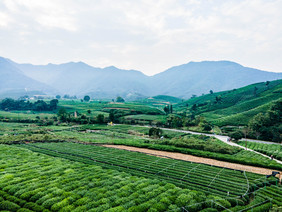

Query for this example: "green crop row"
[19,142,277,199]
[1,144,227,211]
[237,141,282,161]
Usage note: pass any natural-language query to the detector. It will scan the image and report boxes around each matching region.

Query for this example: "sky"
[0,0,282,76]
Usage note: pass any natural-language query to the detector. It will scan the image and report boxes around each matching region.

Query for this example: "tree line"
[0,98,59,111]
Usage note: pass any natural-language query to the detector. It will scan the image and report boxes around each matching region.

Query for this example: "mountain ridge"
[0,56,281,99]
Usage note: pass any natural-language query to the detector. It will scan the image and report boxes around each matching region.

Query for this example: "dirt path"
[103,144,281,179]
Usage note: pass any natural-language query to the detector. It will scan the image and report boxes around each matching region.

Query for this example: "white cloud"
[0,0,281,74]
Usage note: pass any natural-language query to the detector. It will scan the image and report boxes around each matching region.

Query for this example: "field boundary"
[103,144,281,178]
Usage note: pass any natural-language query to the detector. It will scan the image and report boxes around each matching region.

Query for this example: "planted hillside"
[102,103,164,115]
[175,79,282,126]
[237,141,282,160]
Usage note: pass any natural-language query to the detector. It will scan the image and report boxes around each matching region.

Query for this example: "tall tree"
[84,95,90,102]
[50,99,59,110]
[116,96,125,102]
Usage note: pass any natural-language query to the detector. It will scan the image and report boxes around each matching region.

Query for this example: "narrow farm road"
[154,127,282,165]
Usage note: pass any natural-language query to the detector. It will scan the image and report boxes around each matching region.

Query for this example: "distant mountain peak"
[1,56,281,99]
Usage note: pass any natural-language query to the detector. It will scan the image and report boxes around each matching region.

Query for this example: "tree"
[170,105,173,114]
[164,105,169,115]
[87,110,91,114]
[229,130,243,141]
[109,109,115,122]
[63,94,70,99]
[265,81,270,89]
[253,86,258,97]
[50,99,59,110]
[96,114,104,124]
[55,95,61,99]
[191,104,197,111]
[116,96,125,102]
[84,95,90,102]
[215,95,222,103]
[149,127,163,138]
[248,100,281,142]
[241,127,249,139]
[57,108,67,122]
[209,90,214,94]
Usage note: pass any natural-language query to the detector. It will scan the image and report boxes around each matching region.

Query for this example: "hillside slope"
[2,57,282,99]
[0,57,55,98]
[151,61,282,98]
[176,79,282,126]
[16,62,151,99]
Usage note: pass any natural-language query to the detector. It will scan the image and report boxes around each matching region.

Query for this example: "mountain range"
[0,56,281,99]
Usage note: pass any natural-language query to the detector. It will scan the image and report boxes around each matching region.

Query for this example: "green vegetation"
[237,141,282,160]
[0,79,281,211]
[151,95,182,103]
[175,79,282,127]
[247,99,281,142]
[1,122,281,170]
[19,142,276,198]
[0,145,213,211]
[0,98,58,111]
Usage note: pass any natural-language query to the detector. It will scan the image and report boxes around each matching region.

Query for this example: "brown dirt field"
[103,144,281,179]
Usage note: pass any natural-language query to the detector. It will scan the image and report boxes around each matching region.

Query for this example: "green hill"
[151,95,182,103]
[176,79,282,126]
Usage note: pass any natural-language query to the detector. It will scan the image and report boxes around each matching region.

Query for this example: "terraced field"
[19,142,278,199]
[238,140,282,160]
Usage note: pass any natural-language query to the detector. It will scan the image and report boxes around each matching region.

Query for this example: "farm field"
[0,145,209,211]
[0,80,281,211]
[1,144,281,212]
[1,122,282,171]
[237,140,282,161]
[19,142,274,198]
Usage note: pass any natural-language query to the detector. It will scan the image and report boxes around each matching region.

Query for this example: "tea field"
[1,144,281,211]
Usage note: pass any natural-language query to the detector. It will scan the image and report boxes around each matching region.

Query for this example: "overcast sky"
[0,0,282,75]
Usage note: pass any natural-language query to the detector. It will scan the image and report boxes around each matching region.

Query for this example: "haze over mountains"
[1,56,281,99]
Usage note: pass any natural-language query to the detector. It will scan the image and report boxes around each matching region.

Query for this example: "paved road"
[158,127,282,165]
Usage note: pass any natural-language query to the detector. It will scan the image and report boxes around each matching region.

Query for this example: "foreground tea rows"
[21,142,277,199]
[1,143,281,211]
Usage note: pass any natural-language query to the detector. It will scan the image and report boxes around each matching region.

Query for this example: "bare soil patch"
[103,144,281,178]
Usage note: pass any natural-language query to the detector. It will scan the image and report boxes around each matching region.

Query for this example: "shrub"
[24,202,45,212]
[0,200,20,211]
[17,209,33,212]
[175,194,193,207]
[149,127,163,138]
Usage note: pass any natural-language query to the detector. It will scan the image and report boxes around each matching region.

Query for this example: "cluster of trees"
[229,100,282,142]
[248,99,281,142]
[57,108,106,124]
[116,96,125,102]
[0,98,59,111]
[163,105,173,114]
[165,114,212,131]
[148,127,163,138]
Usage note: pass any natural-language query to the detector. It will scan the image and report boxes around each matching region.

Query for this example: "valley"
[0,79,281,211]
